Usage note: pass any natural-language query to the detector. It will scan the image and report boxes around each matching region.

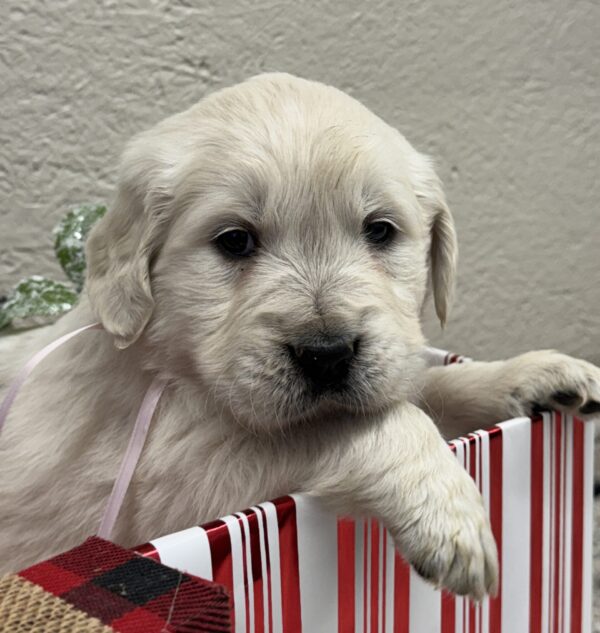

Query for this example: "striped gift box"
[137,412,594,633]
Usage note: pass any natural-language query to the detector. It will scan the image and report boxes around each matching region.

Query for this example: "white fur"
[3,73,595,599]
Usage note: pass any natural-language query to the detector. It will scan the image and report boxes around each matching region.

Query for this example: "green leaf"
[0,276,78,331]
[53,204,107,291]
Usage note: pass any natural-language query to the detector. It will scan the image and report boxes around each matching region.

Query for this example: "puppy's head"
[86,73,457,430]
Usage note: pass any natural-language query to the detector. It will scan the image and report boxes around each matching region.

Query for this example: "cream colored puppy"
[1,74,599,597]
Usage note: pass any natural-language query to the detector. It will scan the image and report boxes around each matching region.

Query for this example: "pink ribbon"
[0,323,103,432]
[96,375,167,539]
[0,323,166,541]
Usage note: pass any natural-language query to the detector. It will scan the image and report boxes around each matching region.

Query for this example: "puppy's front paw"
[502,351,600,419]
[391,458,498,600]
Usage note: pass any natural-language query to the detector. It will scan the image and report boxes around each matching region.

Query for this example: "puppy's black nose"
[290,336,357,389]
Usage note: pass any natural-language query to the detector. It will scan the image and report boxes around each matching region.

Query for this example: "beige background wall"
[1,0,598,362]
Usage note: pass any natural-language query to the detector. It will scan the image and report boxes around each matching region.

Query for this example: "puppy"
[1,74,599,598]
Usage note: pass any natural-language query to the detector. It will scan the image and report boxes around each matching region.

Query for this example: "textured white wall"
[1,0,598,361]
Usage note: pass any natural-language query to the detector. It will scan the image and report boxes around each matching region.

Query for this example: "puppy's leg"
[302,402,498,600]
[419,351,600,439]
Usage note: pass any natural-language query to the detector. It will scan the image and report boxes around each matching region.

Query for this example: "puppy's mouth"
[285,377,387,427]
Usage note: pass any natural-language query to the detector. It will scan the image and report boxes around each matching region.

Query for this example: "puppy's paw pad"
[580,400,600,415]
[550,390,583,408]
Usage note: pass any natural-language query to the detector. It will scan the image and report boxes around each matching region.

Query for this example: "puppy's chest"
[136,421,293,524]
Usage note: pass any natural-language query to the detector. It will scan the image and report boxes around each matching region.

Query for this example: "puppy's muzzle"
[288,334,359,391]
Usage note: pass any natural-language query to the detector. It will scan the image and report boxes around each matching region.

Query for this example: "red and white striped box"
[136,412,594,633]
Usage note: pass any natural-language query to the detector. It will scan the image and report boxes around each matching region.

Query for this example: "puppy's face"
[86,74,457,431]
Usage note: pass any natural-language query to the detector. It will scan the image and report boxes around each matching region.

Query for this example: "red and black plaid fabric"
[17,536,231,632]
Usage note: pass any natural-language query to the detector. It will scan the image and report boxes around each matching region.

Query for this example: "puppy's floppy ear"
[429,197,457,326]
[412,155,458,326]
[85,136,173,349]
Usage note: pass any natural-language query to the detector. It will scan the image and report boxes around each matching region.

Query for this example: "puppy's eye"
[364,220,396,246]
[216,229,256,258]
